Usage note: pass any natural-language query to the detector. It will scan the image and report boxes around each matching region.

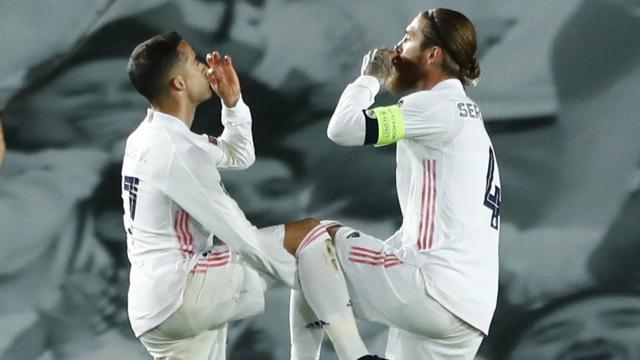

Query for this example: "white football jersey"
[328,76,500,334]
[121,99,295,337]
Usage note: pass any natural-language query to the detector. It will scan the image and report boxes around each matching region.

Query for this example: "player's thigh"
[333,227,461,337]
[333,227,422,324]
[155,249,268,339]
[141,323,228,360]
[186,255,270,332]
[385,325,483,360]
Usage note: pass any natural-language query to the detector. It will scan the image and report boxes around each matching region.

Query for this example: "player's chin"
[386,65,420,95]
[386,76,408,96]
[203,87,214,100]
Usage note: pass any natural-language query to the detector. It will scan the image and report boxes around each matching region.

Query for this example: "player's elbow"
[236,149,255,169]
[244,151,256,168]
[327,123,360,147]
[327,122,348,146]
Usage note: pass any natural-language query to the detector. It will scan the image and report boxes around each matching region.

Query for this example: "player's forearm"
[217,96,255,168]
[216,136,255,169]
[327,76,380,146]
[164,159,294,285]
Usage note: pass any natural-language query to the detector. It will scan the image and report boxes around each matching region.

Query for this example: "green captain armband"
[372,105,405,147]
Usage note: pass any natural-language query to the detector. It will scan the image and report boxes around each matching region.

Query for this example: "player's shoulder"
[399,88,450,109]
[124,125,177,164]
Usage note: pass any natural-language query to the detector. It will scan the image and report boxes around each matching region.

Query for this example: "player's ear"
[425,46,441,65]
[169,75,185,91]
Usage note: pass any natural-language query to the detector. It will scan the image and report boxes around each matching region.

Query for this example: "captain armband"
[364,105,405,147]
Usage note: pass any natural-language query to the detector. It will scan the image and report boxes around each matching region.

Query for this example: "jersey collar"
[143,108,191,134]
[431,78,465,94]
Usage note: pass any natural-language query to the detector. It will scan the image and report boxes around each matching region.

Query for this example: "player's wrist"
[222,93,241,108]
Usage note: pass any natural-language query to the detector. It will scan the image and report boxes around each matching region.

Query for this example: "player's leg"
[281,219,329,360]
[385,324,482,360]
[289,287,324,360]
[140,323,228,360]
[138,243,269,360]
[330,225,485,360]
[283,219,383,360]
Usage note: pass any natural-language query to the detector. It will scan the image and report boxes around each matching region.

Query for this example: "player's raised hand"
[361,48,395,83]
[206,51,241,108]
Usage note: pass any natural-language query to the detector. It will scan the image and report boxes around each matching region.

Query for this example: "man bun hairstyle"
[463,58,481,86]
[420,8,481,86]
[127,31,183,103]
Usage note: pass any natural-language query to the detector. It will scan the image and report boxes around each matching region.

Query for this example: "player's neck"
[421,70,451,91]
[153,98,196,128]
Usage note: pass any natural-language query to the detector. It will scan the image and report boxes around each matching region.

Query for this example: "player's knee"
[300,217,320,230]
[297,228,342,272]
[284,218,321,255]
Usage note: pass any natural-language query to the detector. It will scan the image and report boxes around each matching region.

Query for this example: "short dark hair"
[127,31,183,103]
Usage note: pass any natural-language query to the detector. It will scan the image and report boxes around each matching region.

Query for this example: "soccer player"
[122,32,384,360]
[291,8,501,360]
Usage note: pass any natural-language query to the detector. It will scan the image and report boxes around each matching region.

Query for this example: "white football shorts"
[139,225,288,360]
[333,226,483,360]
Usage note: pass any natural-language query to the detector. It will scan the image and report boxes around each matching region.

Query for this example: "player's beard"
[386,55,424,96]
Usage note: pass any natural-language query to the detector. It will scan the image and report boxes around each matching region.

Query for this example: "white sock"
[296,225,369,360]
[290,289,324,360]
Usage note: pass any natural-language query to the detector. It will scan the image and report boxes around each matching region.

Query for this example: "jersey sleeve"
[161,144,295,287]
[327,75,380,146]
[328,77,462,147]
[195,96,256,170]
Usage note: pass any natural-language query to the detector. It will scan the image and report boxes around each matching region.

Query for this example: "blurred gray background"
[1,0,639,359]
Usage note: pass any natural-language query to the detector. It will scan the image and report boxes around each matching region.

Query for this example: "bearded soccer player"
[290,8,501,360]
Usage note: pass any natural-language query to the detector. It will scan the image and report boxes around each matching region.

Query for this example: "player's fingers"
[362,52,370,65]
[371,48,379,59]
[206,67,220,84]
[209,79,219,93]
[378,47,395,59]
[224,55,239,80]
[214,55,233,83]
[361,52,370,74]
[211,64,225,78]
[212,51,222,67]
[206,53,215,67]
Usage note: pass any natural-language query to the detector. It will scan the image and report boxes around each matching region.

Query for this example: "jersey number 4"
[484,147,501,230]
